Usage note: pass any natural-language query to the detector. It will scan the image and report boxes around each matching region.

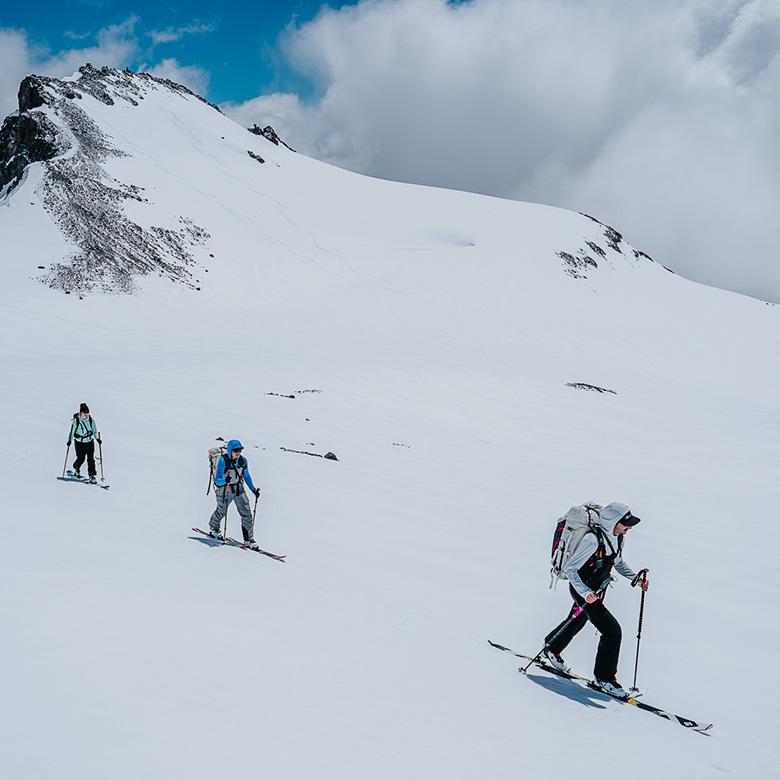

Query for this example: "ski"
[191,528,286,562]
[57,474,110,490]
[488,640,592,683]
[488,640,712,735]
[225,536,286,562]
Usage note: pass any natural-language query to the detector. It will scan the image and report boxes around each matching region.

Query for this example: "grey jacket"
[564,514,637,598]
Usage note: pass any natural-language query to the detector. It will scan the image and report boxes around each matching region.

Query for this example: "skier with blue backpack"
[208,439,261,549]
[542,501,649,699]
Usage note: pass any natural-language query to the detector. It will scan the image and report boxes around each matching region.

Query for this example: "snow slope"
[1,67,778,779]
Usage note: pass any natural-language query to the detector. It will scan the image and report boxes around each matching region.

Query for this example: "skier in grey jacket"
[67,402,101,482]
[542,502,649,698]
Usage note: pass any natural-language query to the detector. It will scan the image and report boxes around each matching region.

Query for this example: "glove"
[253,488,261,498]
[67,440,71,446]
[97,437,102,445]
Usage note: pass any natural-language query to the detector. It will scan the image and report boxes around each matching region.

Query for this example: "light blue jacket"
[214,439,256,492]
[69,414,98,444]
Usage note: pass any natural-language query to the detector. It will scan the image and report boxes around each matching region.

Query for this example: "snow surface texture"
[1,66,778,779]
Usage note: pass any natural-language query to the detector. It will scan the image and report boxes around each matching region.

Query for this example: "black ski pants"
[545,584,622,683]
[73,439,96,477]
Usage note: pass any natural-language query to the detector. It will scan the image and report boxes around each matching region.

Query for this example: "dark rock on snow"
[248,124,296,152]
[566,382,617,395]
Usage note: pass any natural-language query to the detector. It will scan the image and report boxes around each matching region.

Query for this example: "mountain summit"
[1,65,256,293]
[3,64,658,299]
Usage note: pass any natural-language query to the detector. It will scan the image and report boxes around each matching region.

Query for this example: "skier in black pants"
[67,402,101,483]
[542,502,649,698]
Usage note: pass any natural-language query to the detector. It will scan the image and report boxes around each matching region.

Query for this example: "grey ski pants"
[209,486,254,538]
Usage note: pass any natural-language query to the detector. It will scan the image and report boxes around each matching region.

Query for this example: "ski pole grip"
[631,568,649,588]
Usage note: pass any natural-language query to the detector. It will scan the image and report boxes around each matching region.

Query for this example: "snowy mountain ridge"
[1,66,778,779]
[0,65,666,298]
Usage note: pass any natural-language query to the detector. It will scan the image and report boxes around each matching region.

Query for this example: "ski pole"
[252,491,259,522]
[630,568,649,693]
[98,435,104,481]
[521,603,585,674]
[221,487,230,545]
[62,441,71,478]
[207,463,213,495]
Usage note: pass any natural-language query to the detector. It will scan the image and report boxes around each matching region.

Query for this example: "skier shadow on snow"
[188,534,222,549]
[525,672,609,710]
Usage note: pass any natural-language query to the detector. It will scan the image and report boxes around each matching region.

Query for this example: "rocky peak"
[18,75,49,112]
[0,65,219,294]
[248,124,296,152]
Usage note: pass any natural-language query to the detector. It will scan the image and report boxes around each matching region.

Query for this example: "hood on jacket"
[598,501,640,533]
[226,439,244,458]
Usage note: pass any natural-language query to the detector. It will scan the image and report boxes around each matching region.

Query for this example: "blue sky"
[0,0,359,103]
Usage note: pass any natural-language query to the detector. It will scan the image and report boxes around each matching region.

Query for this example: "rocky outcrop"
[556,213,659,280]
[248,124,296,152]
[566,382,617,395]
[0,112,63,193]
[557,250,598,279]
[0,76,66,193]
[280,446,339,461]
[0,65,214,294]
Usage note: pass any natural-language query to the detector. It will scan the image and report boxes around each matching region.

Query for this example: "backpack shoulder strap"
[590,524,611,553]
[601,529,616,556]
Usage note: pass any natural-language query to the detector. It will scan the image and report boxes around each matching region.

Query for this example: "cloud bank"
[224,0,780,302]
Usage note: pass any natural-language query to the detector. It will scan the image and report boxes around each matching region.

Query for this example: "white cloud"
[148,22,215,45]
[224,0,780,302]
[0,18,140,116]
[145,58,211,95]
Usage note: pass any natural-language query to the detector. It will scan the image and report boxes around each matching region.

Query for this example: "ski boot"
[208,528,224,541]
[595,679,630,699]
[244,539,260,551]
[541,648,570,673]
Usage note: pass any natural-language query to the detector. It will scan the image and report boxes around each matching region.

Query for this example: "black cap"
[79,402,89,413]
[621,511,641,527]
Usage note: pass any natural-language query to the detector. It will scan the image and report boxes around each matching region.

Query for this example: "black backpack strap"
[223,453,244,491]
[602,528,616,556]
